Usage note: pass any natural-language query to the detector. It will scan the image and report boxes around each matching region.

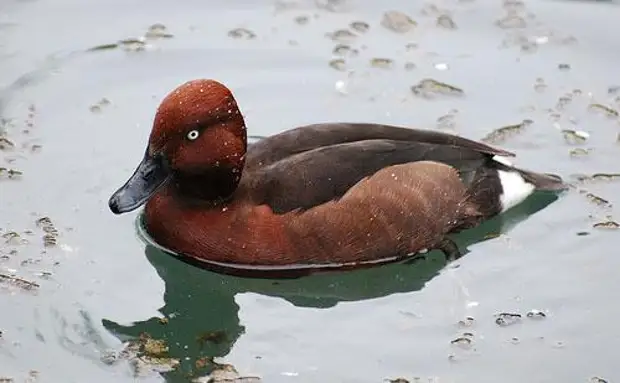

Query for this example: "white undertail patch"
[496,169,535,212]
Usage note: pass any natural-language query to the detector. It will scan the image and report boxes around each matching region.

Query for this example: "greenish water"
[2,0,620,382]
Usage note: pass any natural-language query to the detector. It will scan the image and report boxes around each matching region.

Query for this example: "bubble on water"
[381,11,417,33]
[404,62,416,71]
[434,62,449,71]
[558,63,571,71]
[335,80,348,95]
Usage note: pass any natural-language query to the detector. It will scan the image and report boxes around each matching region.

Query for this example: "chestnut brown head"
[109,79,248,214]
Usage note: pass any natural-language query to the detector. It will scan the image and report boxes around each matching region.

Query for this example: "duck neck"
[171,164,243,206]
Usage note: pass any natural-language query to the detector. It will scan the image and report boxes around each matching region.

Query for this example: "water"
[2,0,620,382]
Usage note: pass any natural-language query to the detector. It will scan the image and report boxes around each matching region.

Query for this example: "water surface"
[2,0,620,382]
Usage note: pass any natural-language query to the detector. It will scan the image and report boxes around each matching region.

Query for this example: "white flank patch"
[497,169,535,212]
[492,155,514,166]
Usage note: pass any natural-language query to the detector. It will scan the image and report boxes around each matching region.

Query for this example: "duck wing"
[242,138,496,214]
[245,123,514,171]
[280,161,484,265]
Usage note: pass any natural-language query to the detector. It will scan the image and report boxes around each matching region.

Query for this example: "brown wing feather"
[281,161,484,265]
[241,139,492,214]
[245,123,514,171]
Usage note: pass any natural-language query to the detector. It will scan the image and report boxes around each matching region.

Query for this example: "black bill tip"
[108,150,170,214]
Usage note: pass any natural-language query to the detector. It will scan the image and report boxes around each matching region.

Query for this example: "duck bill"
[108,149,170,214]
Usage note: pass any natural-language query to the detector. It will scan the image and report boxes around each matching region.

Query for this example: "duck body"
[109,79,566,270]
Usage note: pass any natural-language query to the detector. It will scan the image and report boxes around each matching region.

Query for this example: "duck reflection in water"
[102,191,558,381]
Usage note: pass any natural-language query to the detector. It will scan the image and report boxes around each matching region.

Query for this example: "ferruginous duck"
[108,79,566,270]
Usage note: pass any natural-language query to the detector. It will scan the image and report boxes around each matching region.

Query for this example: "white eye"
[186,130,200,141]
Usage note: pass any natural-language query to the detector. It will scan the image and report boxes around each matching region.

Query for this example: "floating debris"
[193,364,261,383]
[588,103,619,118]
[556,94,573,110]
[385,379,410,383]
[328,59,346,71]
[404,62,416,71]
[608,86,620,95]
[569,148,591,157]
[2,231,25,245]
[294,15,309,25]
[593,220,619,230]
[405,42,418,51]
[105,333,180,376]
[118,38,148,52]
[332,44,358,57]
[582,191,610,207]
[590,377,609,383]
[458,316,475,327]
[36,217,59,247]
[87,43,120,52]
[481,119,532,144]
[350,21,369,33]
[496,14,527,29]
[0,136,15,150]
[591,173,620,181]
[436,14,457,29]
[437,109,458,130]
[534,77,547,93]
[144,23,174,39]
[381,11,417,33]
[558,63,571,71]
[526,310,547,319]
[158,317,169,325]
[503,0,526,11]
[326,29,357,42]
[228,28,257,39]
[495,312,522,326]
[411,78,464,98]
[0,378,14,383]
[451,332,474,349]
[0,168,23,179]
[90,98,111,113]
[196,330,227,347]
[0,273,39,290]
[562,129,589,144]
[370,58,394,69]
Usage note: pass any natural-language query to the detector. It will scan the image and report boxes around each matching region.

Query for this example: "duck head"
[108,79,247,214]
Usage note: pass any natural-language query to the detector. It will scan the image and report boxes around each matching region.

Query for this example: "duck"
[108,79,566,270]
